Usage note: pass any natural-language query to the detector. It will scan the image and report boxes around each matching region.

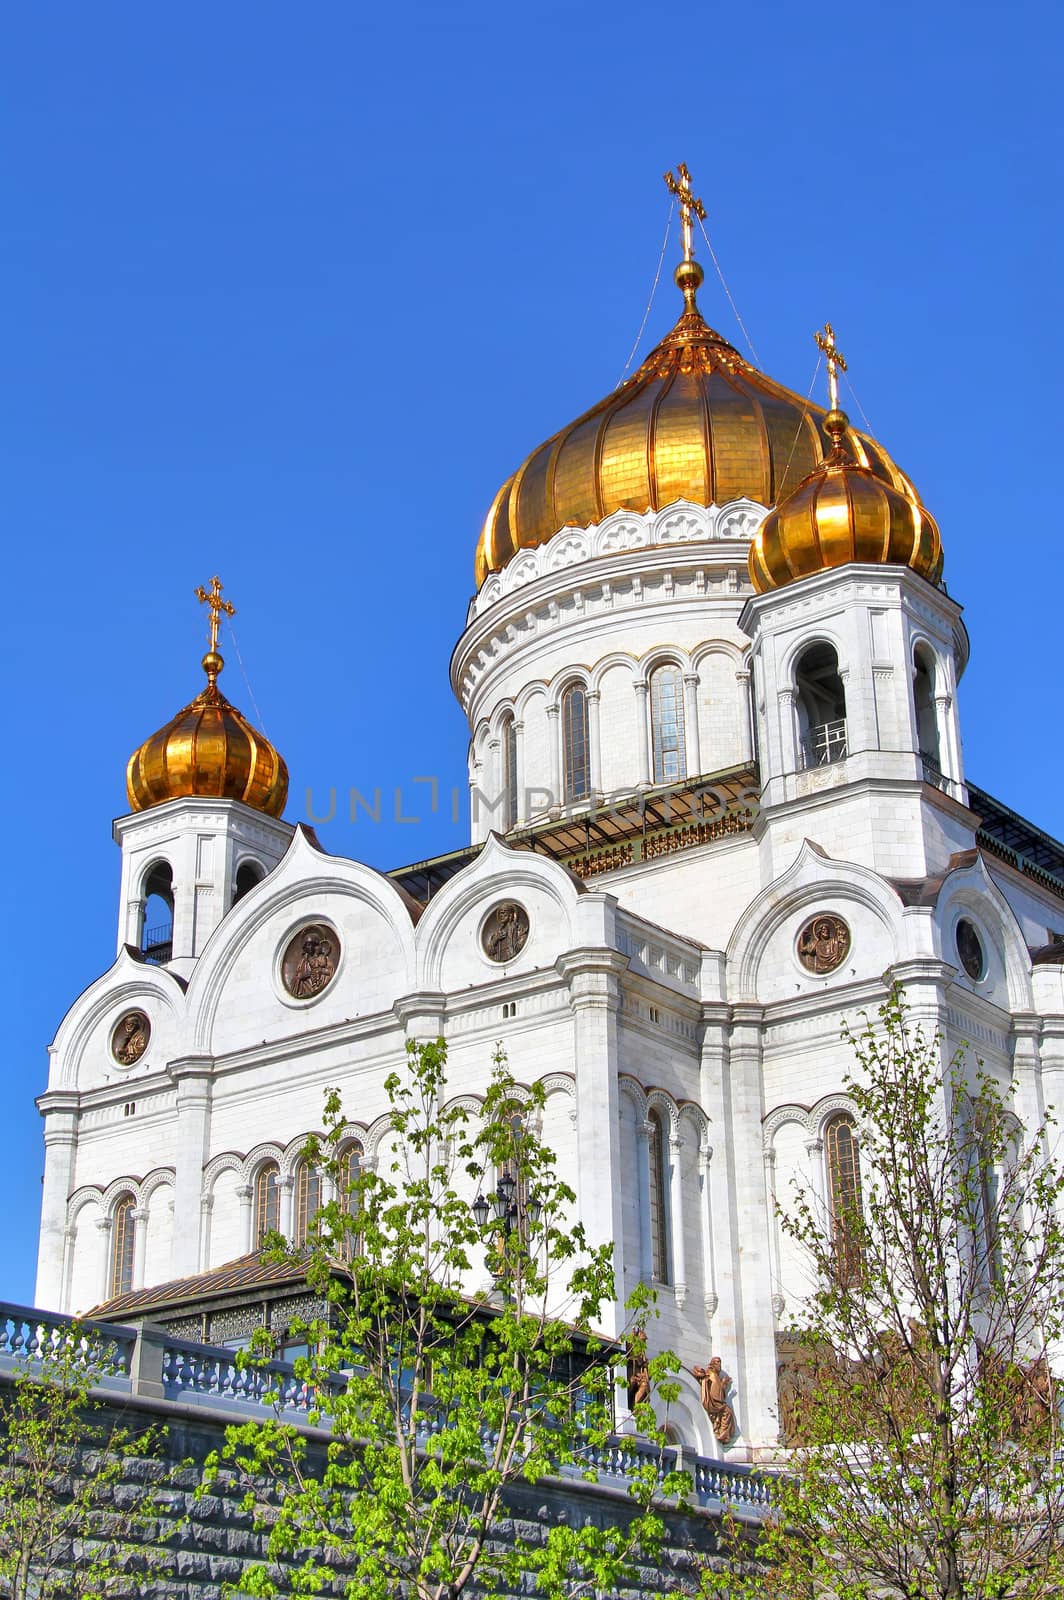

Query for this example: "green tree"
[706,989,1064,1600]
[0,1327,164,1599]
[204,1041,685,1599]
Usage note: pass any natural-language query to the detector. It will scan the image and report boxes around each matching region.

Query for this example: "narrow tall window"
[825,1114,862,1285]
[913,645,942,780]
[502,715,518,830]
[562,684,590,803]
[254,1161,281,1248]
[650,664,687,783]
[295,1159,322,1246]
[110,1193,136,1299]
[795,642,847,768]
[338,1142,363,1260]
[647,1110,670,1284]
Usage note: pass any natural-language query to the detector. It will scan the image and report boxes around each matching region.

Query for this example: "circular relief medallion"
[956,918,985,981]
[281,923,340,999]
[797,914,851,975]
[112,1011,150,1066]
[481,902,530,964]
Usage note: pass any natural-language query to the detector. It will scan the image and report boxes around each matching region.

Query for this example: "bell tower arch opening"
[794,641,847,768]
[140,862,174,964]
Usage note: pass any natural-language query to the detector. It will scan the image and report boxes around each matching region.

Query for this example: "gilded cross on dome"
[194,575,236,655]
[814,323,848,412]
[664,163,706,263]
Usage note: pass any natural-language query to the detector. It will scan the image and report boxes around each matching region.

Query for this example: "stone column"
[633,682,651,787]
[698,1008,738,1365]
[668,1129,687,1308]
[95,1217,113,1307]
[587,690,603,799]
[557,949,630,1337]
[546,704,561,813]
[237,1184,254,1253]
[726,1004,778,1450]
[279,1174,296,1241]
[131,1207,148,1291]
[168,1058,214,1278]
[735,669,753,766]
[513,718,525,825]
[35,1090,80,1311]
[698,1143,717,1324]
[682,673,702,776]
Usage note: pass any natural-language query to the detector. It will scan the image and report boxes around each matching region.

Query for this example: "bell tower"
[116,578,292,976]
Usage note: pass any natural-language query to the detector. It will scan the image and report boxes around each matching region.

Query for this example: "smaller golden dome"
[126,650,288,817]
[749,409,942,594]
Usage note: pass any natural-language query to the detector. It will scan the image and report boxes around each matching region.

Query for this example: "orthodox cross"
[194,575,236,653]
[814,323,848,411]
[664,163,706,263]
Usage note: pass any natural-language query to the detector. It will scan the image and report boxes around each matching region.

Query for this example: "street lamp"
[472,1177,542,1273]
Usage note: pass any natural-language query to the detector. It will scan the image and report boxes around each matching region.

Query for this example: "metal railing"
[802,718,848,769]
[920,750,951,794]
[142,923,173,964]
[0,1302,777,1514]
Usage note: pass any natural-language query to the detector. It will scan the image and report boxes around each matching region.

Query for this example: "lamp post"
[472,1175,542,1291]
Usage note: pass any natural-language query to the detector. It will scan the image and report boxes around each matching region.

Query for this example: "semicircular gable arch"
[186,831,418,1052]
[51,952,186,1091]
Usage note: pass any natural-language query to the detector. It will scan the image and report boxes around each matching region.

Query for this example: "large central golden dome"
[475,263,920,587]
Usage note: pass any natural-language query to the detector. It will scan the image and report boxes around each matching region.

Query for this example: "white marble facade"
[35,498,1064,1463]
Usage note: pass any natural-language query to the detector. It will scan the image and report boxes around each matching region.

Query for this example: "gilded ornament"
[282,924,339,999]
[797,914,851,975]
[126,577,288,818]
[481,903,530,963]
[112,1011,150,1066]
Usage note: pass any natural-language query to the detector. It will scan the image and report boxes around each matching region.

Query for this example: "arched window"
[561,683,590,804]
[913,645,942,780]
[502,714,518,831]
[795,642,847,768]
[650,664,687,783]
[254,1161,281,1248]
[110,1193,136,1299]
[647,1110,670,1284]
[294,1159,322,1247]
[234,860,264,904]
[141,862,174,964]
[825,1114,862,1285]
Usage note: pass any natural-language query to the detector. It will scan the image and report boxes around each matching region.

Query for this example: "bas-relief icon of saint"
[282,924,339,999]
[112,1011,150,1066]
[797,913,851,975]
[482,902,530,964]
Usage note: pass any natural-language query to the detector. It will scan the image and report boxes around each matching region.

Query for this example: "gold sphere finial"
[202,649,224,687]
[674,257,704,312]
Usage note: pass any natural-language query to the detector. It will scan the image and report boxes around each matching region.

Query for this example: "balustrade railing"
[0,1301,136,1391]
[0,1302,776,1514]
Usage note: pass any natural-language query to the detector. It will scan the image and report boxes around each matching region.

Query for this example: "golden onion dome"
[748,407,942,594]
[474,259,919,587]
[126,627,288,819]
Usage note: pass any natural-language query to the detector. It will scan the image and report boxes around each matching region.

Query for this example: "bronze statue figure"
[693,1355,736,1444]
[797,913,851,974]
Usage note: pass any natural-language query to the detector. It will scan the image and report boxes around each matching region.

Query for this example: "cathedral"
[34,169,1064,1462]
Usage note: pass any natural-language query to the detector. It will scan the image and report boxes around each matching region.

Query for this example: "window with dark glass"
[647,1110,670,1284]
[502,715,518,830]
[110,1193,136,1299]
[650,664,687,783]
[338,1142,363,1259]
[825,1114,863,1284]
[562,684,590,803]
[254,1161,281,1248]
[295,1159,322,1246]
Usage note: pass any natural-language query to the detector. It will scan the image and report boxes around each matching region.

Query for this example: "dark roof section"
[388,843,481,906]
[90,1252,320,1319]
[969,783,1064,900]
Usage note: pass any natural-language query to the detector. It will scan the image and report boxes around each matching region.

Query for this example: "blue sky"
[3,0,1062,1303]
